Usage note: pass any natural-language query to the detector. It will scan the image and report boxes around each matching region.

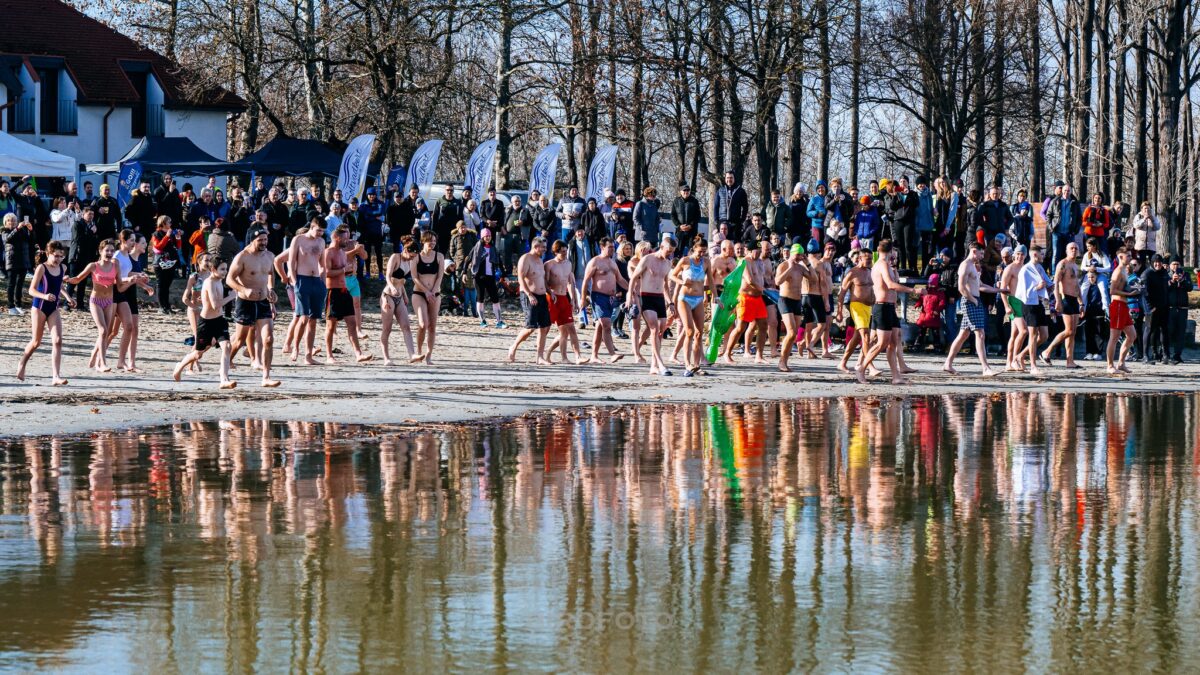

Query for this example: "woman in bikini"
[65,239,119,373]
[411,231,445,364]
[627,241,653,363]
[668,237,713,376]
[16,241,74,384]
[381,235,421,365]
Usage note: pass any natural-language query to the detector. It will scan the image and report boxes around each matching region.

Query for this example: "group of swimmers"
[9,219,1150,387]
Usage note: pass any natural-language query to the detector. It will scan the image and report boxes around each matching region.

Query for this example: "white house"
[0,0,243,184]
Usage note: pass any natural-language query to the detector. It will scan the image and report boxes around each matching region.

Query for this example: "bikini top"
[391,262,411,280]
[416,252,439,276]
[93,262,117,286]
[686,258,705,283]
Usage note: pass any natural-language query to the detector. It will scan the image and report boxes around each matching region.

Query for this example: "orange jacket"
[1082,205,1111,238]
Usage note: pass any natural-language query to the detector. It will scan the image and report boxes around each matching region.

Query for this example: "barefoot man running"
[1041,241,1082,368]
[544,240,585,363]
[856,239,920,385]
[323,225,373,364]
[722,244,769,365]
[836,249,876,374]
[227,228,281,387]
[943,242,998,377]
[629,235,677,376]
[1107,247,1138,375]
[508,237,553,364]
[581,237,628,363]
[776,243,816,372]
[287,218,326,365]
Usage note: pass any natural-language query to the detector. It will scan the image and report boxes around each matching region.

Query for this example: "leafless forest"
[79,0,1200,258]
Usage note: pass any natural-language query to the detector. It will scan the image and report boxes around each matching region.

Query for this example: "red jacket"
[917,289,947,328]
[1082,205,1111,239]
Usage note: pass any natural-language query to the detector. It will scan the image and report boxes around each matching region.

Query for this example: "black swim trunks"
[1024,301,1045,328]
[234,297,273,326]
[640,292,667,317]
[195,316,230,351]
[115,285,139,315]
[326,287,355,320]
[870,302,901,331]
[1059,295,1081,316]
[522,292,551,329]
[802,293,827,324]
[780,296,805,315]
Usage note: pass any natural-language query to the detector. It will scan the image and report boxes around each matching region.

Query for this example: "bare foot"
[172,366,183,382]
[635,355,648,364]
[96,365,112,373]
[220,380,238,390]
[52,378,68,386]
[356,353,374,363]
[326,357,338,365]
[410,354,426,364]
[290,351,299,363]
[609,354,625,364]
[383,358,396,367]
[670,357,683,366]
[261,379,281,388]
[536,357,552,366]
[778,363,791,373]
[853,366,868,384]
[1118,363,1132,373]
[891,377,910,385]
[901,367,918,374]
[1029,367,1043,376]
[304,355,319,366]
[1107,366,1120,375]
[721,354,735,365]
[506,349,517,363]
[982,368,998,377]
[943,365,959,375]
[867,367,883,378]
[837,361,850,373]
[123,366,144,374]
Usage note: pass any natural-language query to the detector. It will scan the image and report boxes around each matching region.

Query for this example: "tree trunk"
[1094,0,1112,197]
[1133,19,1149,203]
[991,5,1004,188]
[1028,0,1045,198]
[849,0,862,187]
[970,0,985,188]
[817,0,831,181]
[493,9,513,189]
[1073,0,1094,196]
[789,70,803,190]
[1111,0,1127,202]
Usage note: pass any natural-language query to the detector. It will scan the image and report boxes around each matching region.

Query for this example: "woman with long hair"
[380,235,421,365]
[411,231,445,364]
[65,239,119,373]
[16,241,73,384]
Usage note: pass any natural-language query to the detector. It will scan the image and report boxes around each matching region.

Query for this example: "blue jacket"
[359,199,387,236]
[1010,200,1034,242]
[915,188,935,232]
[854,207,881,239]
[806,194,827,231]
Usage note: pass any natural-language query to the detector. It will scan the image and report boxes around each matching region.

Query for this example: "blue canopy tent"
[82,136,239,175]
[234,136,344,177]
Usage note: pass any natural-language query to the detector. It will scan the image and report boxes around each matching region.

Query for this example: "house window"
[33,67,76,134]
[8,93,33,133]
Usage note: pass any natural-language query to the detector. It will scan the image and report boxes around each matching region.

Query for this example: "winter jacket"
[973,200,1012,241]
[504,205,533,239]
[915,188,935,232]
[70,218,100,265]
[765,199,790,235]
[479,197,506,228]
[360,198,388,237]
[671,195,702,233]
[710,184,748,227]
[187,199,220,233]
[825,191,855,225]
[1081,204,1112,239]
[450,229,479,270]
[581,208,607,242]
[1167,268,1194,307]
[2,223,33,270]
[806,194,827,232]
[1131,211,1159,252]
[431,196,463,240]
[633,198,660,243]
[468,240,502,278]
[1010,201,1034,243]
[1045,197,1082,237]
[788,195,809,240]
[206,229,241,265]
[916,289,946,328]
[853,207,882,240]
[125,192,158,236]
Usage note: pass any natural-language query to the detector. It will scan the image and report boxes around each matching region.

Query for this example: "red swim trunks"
[1109,300,1133,330]
[548,292,574,326]
[738,294,768,322]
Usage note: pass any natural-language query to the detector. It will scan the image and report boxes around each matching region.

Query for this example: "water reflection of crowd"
[1,393,1198,670]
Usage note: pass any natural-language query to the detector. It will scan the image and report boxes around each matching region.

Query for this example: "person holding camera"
[3,213,34,314]
[151,216,183,314]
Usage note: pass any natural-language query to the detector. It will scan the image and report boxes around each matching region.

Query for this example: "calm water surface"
[1,393,1199,673]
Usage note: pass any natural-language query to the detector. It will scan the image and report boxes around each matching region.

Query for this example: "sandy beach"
[1,284,1199,438]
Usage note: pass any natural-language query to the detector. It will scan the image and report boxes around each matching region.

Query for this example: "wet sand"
[2,289,1198,437]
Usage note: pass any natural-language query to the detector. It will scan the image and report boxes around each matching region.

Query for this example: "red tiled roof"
[0,0,244,110]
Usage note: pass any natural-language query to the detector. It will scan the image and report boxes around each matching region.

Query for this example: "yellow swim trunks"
[849,301,871,330]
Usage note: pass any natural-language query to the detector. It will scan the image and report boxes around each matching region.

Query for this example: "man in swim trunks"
[999,245,1028,371]
[818,241,838,358]
[943,242,998,377]
[1014,245,1051,375]
[756,240,782,358]
[856,239,920,384]
[226,228,281,387]
[629,235,677,375]
[581,237,629,363]
[1041,241,1082,368]
[323,225,372,364]
[543,240,584,363]
[837,249,876,373]
[287,217,327,364]
[776,243,817,372]
[508,237,553,364]
[799,239,828,358]
[1106,246,1138,375]
[723,243,769,365]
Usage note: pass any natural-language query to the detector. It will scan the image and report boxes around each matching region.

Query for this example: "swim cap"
[790,243,803,255]
[806,240,820,254]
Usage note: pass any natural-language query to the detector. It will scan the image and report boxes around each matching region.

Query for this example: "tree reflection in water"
[0,392,1198,672]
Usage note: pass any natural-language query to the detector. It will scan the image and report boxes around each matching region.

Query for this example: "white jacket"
[49,207,78,245]
[1131,211,1159,252]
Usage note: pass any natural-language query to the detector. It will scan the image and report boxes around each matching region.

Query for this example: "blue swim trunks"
[295,274,326,319]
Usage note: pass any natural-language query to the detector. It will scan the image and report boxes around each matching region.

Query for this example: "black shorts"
[1059,295,1081,316]
[326,287,355,320]
[115,285,139,314]
[801,294,827,324]
[477,274,500,304]
[1024,302,1045,328]
[780,296,805,315]
[870,302,901,331]
[233,298,273,326]
[522,292,551,329]
[640,293,667,317]
[195,316,230,351]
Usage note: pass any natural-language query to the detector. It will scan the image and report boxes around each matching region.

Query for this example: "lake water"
[1,393,1198,672]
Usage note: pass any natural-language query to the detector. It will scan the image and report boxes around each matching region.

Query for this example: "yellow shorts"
[849,301,871,330]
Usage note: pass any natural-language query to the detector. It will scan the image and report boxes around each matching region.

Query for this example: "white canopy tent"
[0,131,75,177]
